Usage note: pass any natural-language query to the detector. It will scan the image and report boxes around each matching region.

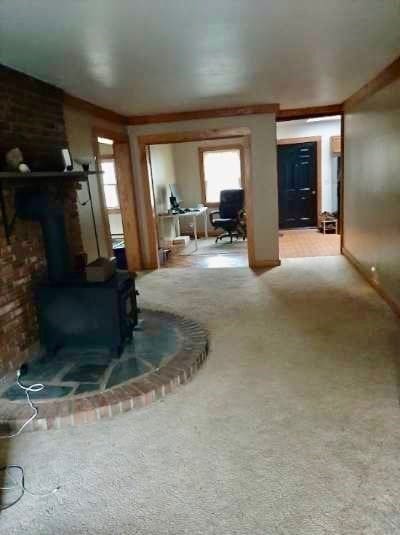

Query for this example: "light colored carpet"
[1,257,400,535]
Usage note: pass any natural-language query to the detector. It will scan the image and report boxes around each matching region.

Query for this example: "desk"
[158,207,208,252]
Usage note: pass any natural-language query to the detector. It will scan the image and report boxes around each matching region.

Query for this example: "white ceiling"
[0,0,399,116]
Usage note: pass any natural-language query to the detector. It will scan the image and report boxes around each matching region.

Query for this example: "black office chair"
[209,189,246,243]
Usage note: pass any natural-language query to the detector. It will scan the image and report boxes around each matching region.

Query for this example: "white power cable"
[0,370,44,439]
[0,369,60,509]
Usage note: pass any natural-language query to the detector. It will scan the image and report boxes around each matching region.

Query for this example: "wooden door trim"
[92,127,142,271]
[141,145,160,270]
[113,142,142,271]
[91,131,113,258]
[339,114,345,251]
[137,127,255,269]
[277,136,322,226]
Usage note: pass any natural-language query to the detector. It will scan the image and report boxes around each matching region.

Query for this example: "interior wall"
[128,114,278,265]
[149,144,177,244]
[276,118,341,213]
[63,105,127,261]
[172,138,243,234]
[343,77,400,308]
[150,144,176,214]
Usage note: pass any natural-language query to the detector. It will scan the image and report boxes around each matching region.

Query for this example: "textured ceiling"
[0,0,399,115]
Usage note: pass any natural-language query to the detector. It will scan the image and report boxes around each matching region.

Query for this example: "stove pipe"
[15,190,72,282]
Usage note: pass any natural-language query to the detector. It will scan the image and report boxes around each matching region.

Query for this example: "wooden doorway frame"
[92,127,142,272]
[277,136,322,228]
[137,127,255,269]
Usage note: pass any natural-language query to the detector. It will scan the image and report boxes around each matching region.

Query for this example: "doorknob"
[312,190,316,195]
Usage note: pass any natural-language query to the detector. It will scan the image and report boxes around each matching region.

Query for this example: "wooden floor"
[279,229,340,258]
[163,229,341,268]
[164,253,249,269]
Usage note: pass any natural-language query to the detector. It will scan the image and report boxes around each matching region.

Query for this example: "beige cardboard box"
[85,257,116,282]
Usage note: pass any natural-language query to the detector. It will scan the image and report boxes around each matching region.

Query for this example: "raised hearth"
[0,310,208,432]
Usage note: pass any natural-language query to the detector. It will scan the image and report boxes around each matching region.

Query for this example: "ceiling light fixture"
[306,115,341,123]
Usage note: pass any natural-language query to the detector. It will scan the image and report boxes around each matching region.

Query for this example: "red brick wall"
[0,65,83,375]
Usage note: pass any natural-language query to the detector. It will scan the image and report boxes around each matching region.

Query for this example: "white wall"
[149,144,177,243]
[150,144,176,214]
[172,138,241,234]
[64,105,127,261]
[276,118,341,213]
[172,141,202,208]
[344,77,400,308]
[128,114,278,265]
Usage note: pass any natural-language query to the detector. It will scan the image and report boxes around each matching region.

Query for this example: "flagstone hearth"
[0,310,208,432]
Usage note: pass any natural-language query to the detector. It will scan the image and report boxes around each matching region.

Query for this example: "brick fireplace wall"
[0,65,83,375]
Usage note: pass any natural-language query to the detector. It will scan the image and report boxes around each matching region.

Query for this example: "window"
[200,147,242,204]
[101,160,120,210]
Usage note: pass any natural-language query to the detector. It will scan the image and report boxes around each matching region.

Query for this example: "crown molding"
[63,93,127,125]
[127,103,280,125]
[276,104,343,121]
[343,55,400,111]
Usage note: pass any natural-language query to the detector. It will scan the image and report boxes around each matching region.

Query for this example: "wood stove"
[36,272,138,357]
[14,187,139,357]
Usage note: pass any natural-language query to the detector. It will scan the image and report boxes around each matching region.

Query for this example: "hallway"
[163,229,340,268]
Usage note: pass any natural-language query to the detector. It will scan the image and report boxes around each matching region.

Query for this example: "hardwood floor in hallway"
[161,229,341,268]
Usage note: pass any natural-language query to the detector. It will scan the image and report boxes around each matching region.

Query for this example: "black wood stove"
[36,272,137,357]
[15,189,138,357]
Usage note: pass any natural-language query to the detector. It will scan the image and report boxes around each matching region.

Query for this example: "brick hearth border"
[0,313,208,432]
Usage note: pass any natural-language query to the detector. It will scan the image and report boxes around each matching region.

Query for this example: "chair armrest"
[209,210,220,225]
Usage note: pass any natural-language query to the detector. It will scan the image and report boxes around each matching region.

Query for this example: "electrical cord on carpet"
[0,369,60,510]
[0,370,44,439]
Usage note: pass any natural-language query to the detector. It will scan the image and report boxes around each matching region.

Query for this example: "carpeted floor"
[1,257,400,535]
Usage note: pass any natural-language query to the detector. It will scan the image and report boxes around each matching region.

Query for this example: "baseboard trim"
[342,247,400,319]
[251,259,281,269]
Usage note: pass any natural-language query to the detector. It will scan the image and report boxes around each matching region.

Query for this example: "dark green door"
[278,142,317,228]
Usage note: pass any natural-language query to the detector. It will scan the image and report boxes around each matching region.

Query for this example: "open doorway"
[149,140,248,268]
[276,116,342,258]
[138,129,253,270]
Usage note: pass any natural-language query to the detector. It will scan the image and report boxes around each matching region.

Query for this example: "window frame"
[99,156,121,213]
[198,144,245,207]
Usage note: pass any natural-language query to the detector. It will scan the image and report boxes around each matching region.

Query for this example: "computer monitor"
[169,184,181,203]
[169,184,182,210]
